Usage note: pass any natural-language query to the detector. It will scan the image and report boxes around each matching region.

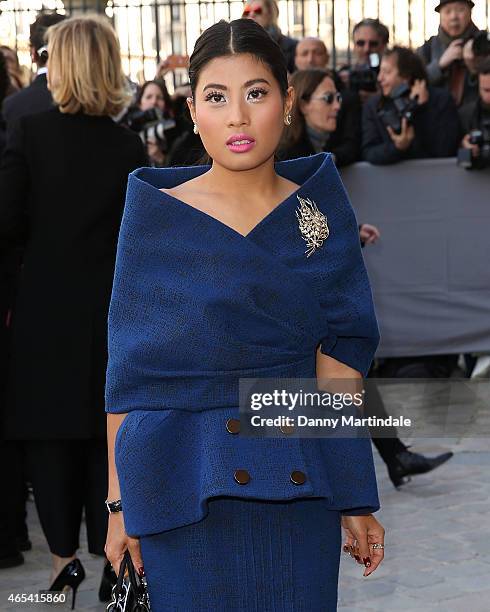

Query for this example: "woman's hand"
[359,224,380,245]
[410,79,429,105]
[387,117,415,151]
[104,513,144,577]
[341,514,385,577]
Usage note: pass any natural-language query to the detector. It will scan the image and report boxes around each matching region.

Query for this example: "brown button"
[290,470,307,485]
[226,418,241,434]
[234,469,250,485]
[279,424,295,435]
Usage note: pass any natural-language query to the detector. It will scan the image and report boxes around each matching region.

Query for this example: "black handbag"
[106,549,151,611]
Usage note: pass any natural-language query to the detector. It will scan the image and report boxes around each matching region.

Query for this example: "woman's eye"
[247,88,268,101]
[205,91,225,103]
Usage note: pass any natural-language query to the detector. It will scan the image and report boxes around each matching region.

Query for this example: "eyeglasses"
[355,39,380,49]
[242,5,263,16]
[310,92,342,105]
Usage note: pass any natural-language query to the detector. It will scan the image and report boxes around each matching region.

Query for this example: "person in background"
[0,14,146,606]
[242,0,298,74]
[2,12,66,130]
[362,46,461,164]
[338,18,390,104]
[459,57,490,153]
[0,47,24,94]
[0,45,28,573]
[0,53,7,156]
[278,68,361,167]
[294,37,329,71]
[417,0,481,107]
[133,79,177,167]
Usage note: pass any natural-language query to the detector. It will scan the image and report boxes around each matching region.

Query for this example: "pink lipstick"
[226,133,256,153]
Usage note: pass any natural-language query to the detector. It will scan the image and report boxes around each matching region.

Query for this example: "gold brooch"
[295,195,329,257]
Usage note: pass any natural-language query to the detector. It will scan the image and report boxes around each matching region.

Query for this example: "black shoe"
[388,449,454,488]
[0,550,24,569]
[40,558,85,610]
[99,559,117,602]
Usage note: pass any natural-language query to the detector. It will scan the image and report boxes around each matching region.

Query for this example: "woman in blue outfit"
[105,18,385,611]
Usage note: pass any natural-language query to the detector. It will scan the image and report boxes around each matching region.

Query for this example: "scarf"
[438,22,480,106]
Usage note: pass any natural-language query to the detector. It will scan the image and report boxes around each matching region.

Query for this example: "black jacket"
[2,73,54,130]
[277,91,362,167]
[361,86,461,164]
[417,24,481,108]
[0,108,147,440]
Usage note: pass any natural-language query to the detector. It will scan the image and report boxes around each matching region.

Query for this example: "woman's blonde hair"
[47,14,131,116]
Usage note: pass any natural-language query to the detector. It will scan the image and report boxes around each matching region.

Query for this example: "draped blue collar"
[128,152,333,241]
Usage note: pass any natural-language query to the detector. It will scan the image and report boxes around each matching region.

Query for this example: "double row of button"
[226,418,306,486]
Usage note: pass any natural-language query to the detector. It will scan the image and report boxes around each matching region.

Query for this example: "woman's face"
[140,83,166,111]
[242,0,271,29]
[300,76,340,133]
[187,53,293,171]
[378,55,407,97]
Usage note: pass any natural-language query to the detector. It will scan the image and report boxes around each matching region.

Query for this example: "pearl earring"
[193,123,199,134]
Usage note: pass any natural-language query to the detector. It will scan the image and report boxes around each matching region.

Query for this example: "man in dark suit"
[0,11,65,569]
[2,12,65,130]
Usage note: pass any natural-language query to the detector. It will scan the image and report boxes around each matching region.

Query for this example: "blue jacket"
[105,152,381,537]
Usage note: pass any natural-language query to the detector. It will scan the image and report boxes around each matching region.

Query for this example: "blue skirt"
[139,496,341,611]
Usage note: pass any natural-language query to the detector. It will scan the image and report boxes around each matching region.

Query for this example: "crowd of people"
[0,0,486,605]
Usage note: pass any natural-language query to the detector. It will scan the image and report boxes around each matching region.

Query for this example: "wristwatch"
[105,499,123,513]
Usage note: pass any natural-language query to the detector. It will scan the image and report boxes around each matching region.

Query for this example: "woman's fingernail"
[354,555,361,562]
[137,566,145,577]
[363,557,371,567]
[343,545,350,553]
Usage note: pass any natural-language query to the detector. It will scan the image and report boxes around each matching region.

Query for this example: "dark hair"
[477,56,490,75]
[136,79,173,115]
[383,46,428,84]
[279,68,336,152]
[0,51,9,104]
[353,18,390,45]
[189,19,288,100]
[30,11,66,64]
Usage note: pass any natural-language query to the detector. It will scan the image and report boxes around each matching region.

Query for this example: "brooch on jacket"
[295,195,329,257]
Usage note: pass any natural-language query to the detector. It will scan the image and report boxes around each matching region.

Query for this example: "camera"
[349,53,380,93]
[377,83,419,134]
[472,30,490,59]
[125,107,176,151]
[457,119,490,169]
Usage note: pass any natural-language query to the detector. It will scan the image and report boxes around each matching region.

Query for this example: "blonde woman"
[0,14,146,608]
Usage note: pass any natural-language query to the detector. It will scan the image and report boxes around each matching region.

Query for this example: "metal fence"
[1,0,490,89]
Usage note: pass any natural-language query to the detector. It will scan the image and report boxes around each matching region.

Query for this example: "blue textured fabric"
[105,152,381,537]
[139,496,342,612]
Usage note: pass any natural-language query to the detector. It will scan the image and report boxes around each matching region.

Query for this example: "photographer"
[458,58,490,168]
[362,46,461,165]
[417,0,482,107]
[338,18,389,104]
[126,80,178,167]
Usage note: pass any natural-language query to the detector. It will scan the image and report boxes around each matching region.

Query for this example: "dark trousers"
[24,439,108,557]
[364,379,406,465]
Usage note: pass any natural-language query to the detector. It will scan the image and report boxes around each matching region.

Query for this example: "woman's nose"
[227,101,249,126]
